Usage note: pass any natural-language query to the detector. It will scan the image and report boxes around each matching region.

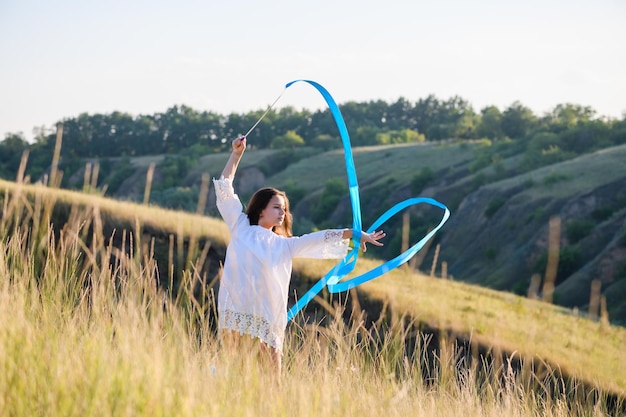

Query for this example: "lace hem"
[219,309,283,353]
[322,230,350,258]
[213,177,236,202]
[324,229,344,243]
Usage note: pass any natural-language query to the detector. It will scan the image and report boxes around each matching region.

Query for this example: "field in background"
[1,176,625,416]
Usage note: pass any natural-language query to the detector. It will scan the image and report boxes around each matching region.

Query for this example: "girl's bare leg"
[220,329,240,351]
[220,330,282,379]
[259,342,282,377]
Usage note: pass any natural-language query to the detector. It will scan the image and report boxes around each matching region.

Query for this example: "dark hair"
[246,187,293,237]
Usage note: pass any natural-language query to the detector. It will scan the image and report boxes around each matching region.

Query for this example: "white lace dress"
[213,177,350,354]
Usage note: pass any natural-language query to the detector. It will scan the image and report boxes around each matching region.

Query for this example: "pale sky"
[1,0,625,141]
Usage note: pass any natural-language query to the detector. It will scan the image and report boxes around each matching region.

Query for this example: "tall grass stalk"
[0,188,619,416]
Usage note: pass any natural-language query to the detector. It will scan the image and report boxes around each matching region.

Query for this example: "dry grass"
[0,178,230,245]
[363,264,626,397]
[293,256,626,398]
[0,177,624,416]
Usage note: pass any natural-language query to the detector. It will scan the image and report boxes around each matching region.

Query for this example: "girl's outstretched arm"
[221,136,246,180]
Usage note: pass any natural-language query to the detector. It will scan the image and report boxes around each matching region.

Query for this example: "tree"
[410,95,440,135]
[609,118,626,146]
[386,98,413,130]
[419,96,477,140]
[502,101,537,139]
[0,133,29,160]
[270,130,305,149]
[439,96,477,139]
[352,126,381,146]
[340,101,379,130]
[549,103,596,131]
[476,106,504,140]
[452,112,478,139]
[0,133,29,178]
[523,132,574,169]
[558,120,611,154]
[426,124,452,140]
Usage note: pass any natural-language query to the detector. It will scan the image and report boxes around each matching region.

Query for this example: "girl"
[213,136,385,373]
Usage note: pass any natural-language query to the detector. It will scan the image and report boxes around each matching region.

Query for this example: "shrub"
[523,178,535,189]
[182,143,211,157]
[472,173,487,189]
[310,134,339,151]
[565,220,595,244]
[543,171,570,185]
[282,181,307,209]
[410,167,435,194]
[557,246,583,280]
[511,278,529,296]
[156,155,195,190]
[312,178,348,225]
[533,246,583,285]
[270,130,305,149]
[375,129,424,145]
[103,157,135,193]
[484,196,507,219]
[526,207,545,223]
[591,206,613,222]
[150,186,199,212]
[59,157,87,189]
[615,262,626,281]
[258,148,316,177]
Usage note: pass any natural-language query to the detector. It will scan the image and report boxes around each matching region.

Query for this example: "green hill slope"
[439,144,626,323]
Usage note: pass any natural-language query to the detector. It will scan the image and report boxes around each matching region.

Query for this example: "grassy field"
[1,178,625,416]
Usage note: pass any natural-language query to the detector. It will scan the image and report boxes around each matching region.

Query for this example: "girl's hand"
[232,136,246,155]
[360,230,386,252]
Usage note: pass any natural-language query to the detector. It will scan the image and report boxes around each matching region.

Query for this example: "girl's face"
[258,194,286,230]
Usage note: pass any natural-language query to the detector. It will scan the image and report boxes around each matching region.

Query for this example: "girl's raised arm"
[221,137,246,180]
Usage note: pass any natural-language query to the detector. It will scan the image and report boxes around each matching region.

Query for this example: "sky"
[1,0,625,141]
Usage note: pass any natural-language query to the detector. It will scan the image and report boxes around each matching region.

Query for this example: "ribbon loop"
[283,80,450,322]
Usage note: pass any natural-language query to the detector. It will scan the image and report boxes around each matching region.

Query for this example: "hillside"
[72,141,626,325]
[440,145,626,321]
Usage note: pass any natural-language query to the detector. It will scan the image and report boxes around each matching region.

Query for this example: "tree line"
[1,95,625,182]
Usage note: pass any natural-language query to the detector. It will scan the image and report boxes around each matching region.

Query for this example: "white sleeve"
[289,229,351,259]
[213,177,244,230]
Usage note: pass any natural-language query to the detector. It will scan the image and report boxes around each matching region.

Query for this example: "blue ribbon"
[285,80,450,322]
